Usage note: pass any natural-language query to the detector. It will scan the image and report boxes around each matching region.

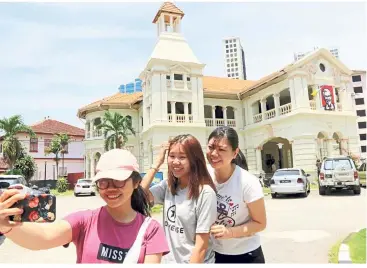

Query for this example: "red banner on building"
[320,85,335,111]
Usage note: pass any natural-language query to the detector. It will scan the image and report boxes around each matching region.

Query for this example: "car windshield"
[274,170,300,176]
[78,180,92,184]
[324,159,352,170]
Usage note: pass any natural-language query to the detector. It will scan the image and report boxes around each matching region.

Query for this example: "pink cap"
[92,149,139,182]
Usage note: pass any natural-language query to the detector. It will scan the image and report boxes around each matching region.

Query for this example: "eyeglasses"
[96,179,127,190]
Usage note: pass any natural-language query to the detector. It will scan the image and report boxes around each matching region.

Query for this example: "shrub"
[56,177,69,193]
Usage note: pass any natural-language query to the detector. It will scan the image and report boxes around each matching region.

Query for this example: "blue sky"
[0,1,366,128]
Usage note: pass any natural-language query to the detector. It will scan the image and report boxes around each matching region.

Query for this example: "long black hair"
[130,171,151,217]
[208,126,249,171]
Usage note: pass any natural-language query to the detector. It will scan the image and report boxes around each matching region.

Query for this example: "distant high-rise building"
[294,47,339,61]
[223,37,247,80]
[118,78,142,94]
[352,70,367,159]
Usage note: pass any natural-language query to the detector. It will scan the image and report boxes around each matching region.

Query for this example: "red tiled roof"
[30,119,84,137]
[153,2,185,23]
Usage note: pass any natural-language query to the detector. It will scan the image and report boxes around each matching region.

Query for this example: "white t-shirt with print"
[150,180,217,263]
[208,164,264,255]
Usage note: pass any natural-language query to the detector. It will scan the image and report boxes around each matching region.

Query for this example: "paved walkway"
[1,188,365,263]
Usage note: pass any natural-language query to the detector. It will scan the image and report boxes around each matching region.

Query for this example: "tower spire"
[153,2,185,36]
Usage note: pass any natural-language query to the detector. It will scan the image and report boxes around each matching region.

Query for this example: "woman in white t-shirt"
[207,126,267,263]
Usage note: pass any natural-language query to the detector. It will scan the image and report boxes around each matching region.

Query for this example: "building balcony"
[252,103,292,124]
[85,129,103,140]
[204,118,236,128]
[93,129,102,137]
[279,103,292,115]
[167,114,193,123]
[250,99,347,127]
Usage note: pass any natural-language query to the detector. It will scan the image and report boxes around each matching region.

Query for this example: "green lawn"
[328,229,366,264]
[346,228,366,264]
[263,187,271,195]
[328,239,342,263]
[310,183,319,190]
[50,189,74,197]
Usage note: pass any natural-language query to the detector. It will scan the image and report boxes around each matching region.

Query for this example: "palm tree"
[97,111,136,151]
[57,133,70,176]
[45,136,62,179]
[0,115,35,169]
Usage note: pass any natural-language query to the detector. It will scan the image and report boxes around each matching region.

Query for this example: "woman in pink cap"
[0,149,169,264]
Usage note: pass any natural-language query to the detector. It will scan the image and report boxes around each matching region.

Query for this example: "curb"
[338,243,352,264]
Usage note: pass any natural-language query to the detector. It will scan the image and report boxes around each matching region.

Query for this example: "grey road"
[1,188,366,263]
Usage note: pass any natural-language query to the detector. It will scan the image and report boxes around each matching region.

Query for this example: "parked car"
[358,163,366,187]
[74,179,96,196]
[318,156,360,195]
[270,168,311,198]
[0,175,44,195]
[0,175,30,191]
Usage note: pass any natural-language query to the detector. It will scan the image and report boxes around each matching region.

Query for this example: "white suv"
[318,156,360,195]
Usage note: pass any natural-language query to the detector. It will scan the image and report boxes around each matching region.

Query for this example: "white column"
[223,107,227,126]
[151,74,162,122]
[340,139,348,155]
[169,15,173,32]
[196,77,205,123]
[85,122,89,138]
[274,93,280,117]
[184,102,189,123]
[260,99,267,121]
[212,106,216,126]
[315,85,322,110]
[171,101,176,123]
[183,73,187,89]
[288,79,296,109]
[90,154,95,178]
[160,74,168,122]
[160,15,165,32]
[301,76,310,108]
[176,17,181,32]
[327,139,333,157]
[90,120,94,138]
[256,148,263,174]
[171,72,174,88]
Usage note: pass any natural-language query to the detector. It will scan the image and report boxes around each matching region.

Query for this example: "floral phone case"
[10,194,56,222]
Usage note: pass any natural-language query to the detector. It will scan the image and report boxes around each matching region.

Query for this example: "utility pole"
[44,161,47,187]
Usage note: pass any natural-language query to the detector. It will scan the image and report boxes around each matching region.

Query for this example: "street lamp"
[277,143,283,169]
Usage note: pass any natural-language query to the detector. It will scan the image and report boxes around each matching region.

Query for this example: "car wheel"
[319,186,326,195]
[91,192,96,196]
[74,193,78,197]
[301,191,308,198]
[353,186,361,195]
[271,193,277,198]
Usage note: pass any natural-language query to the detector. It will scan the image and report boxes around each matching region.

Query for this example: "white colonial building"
[77,2,361,180]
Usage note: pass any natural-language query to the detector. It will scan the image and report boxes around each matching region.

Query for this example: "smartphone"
[10,193,56,223]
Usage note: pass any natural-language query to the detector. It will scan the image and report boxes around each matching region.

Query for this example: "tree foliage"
[0,115,34,169]
[97,111,136,151]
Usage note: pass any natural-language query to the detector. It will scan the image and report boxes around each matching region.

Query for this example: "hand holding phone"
[0,189,25,234]
[10,193,56,223]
